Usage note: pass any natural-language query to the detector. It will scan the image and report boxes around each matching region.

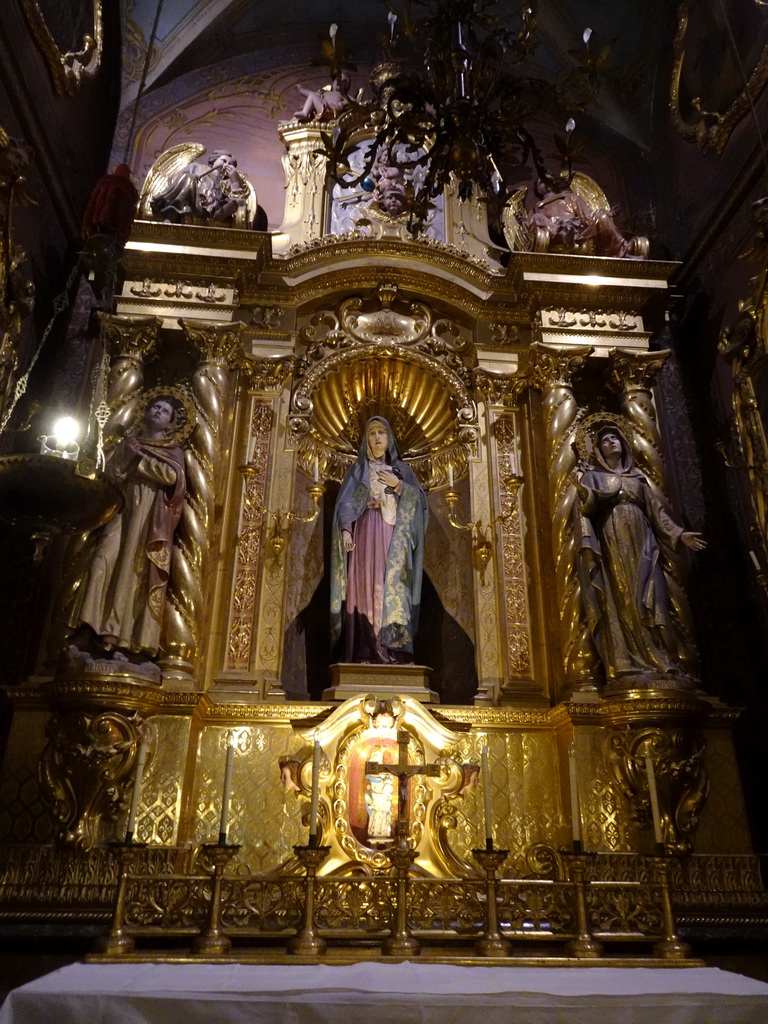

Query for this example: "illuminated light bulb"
[52,416,80,447]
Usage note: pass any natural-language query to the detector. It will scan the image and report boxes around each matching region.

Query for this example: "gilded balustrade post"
[162,320,243,685]
[530,343,601,697]
[604,348,699,684]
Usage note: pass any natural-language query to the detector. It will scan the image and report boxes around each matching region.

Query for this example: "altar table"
[2,961,767,1024]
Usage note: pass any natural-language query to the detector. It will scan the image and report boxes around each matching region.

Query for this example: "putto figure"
[68,392,188,663]
[330,417,428,664]
[574,419,705,690]
[293,70,354,123]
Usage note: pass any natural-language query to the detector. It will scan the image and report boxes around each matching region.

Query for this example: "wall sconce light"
[240,463,325,558]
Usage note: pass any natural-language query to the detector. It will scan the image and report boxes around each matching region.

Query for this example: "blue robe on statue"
[330,417,428,663]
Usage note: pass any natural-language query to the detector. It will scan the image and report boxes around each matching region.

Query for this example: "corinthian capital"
[530,342,593,391]
[473,367,531,408]
[98,313,161,362]
[605,348,670,395]
[241,354,296,393]
[178,319,245,367]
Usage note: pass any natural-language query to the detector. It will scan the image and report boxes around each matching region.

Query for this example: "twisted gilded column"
[97,314,161,438]
[531,343,601,697]
[604,349,699,682]
[162,319,243,685]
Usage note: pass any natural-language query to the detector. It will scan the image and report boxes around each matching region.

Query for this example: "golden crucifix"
[365,728,441,843]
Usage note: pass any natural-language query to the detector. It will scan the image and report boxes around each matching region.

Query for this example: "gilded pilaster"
[162,320,243,686]
[220,355,295,693]
[468,403,505,704]
[531,343,601,696]
[250,385,298,699]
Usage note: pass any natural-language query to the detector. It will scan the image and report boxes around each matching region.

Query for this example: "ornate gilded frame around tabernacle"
[670,0,768,154]
[20,0,103,96]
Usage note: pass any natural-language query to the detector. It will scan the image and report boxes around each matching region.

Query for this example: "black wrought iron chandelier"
[321,0,609,233]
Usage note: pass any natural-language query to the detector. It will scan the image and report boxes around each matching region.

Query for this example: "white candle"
[125,738,148,840]
[219,739,236,842]
[481,744,493,843]
[447,463,454,489]
[313,455,319,484]
[568,742,582,846]
[749,550,760,570]
[645,753,663,847]
[309,737,321,838]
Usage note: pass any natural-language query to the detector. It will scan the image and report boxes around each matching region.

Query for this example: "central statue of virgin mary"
[330,417,429,664]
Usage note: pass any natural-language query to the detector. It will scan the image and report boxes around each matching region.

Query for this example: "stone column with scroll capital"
[531,342,601,697]
[97,313,161,437]
[160,319,244,686]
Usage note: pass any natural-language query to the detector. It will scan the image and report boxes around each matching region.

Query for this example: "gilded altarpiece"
[0,159,766,948]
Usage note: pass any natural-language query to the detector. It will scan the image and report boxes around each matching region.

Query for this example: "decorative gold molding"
[670,1,768,154]
[20,0,103,96]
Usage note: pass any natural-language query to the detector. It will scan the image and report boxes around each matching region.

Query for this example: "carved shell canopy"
[311,355,458,460]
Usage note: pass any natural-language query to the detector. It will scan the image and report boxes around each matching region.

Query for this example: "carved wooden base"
[324,663,438,703]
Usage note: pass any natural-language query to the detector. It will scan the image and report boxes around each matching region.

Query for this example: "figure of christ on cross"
[364,729,442,846]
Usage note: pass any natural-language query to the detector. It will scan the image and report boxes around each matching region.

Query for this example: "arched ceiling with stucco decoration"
[112,0,759,240]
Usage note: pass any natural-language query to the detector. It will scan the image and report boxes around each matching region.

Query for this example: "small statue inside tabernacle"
[364,760,395,844]
[67,392,188,664]
[574,419,705,690]
[293,70,355,122]
[504,173,649,258]
[149,149,250,226]
[330,417,428,664]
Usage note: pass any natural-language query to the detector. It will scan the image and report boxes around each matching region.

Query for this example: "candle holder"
[240,464,325,557]
[382,821,420,956]
[443,488,492,569]
[652,854,692,960]
[95,841,146,955]
[191,842,241,955]
[472,847,511,957]
[287,842,331,955]
[564,853,603,959]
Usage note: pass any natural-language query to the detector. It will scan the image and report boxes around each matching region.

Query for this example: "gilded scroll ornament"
[20,0,103,96]
[605,723,708,855]
[39,709,151,851]
[670,1,768,154]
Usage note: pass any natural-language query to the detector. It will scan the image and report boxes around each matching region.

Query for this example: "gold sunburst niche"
[306,356,462,485]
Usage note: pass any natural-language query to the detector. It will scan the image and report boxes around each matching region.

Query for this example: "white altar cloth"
[1,961,767,1024]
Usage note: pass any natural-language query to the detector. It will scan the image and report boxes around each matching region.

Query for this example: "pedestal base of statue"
[324,663,439,703]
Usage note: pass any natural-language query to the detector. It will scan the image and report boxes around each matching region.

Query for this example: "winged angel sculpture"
[502,173,649,258]
[138,144,260,229]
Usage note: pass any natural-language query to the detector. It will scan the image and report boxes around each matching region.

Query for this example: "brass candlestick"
[472,847,511,957]
[564,854,603,959]
[95,842,145,955]
[652,855,692,960]
[191,843,240,955]
[383,821,420,956]
[287,842,331,955]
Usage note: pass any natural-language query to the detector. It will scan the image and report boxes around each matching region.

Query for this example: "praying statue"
[330,417,428,664]
[574,420,705,690]
[68,393,187,663]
